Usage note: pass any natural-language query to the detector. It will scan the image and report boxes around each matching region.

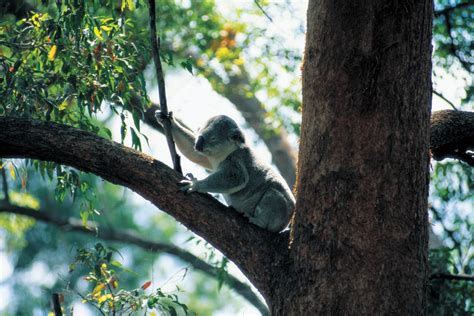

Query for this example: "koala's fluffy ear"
[230,129,245,144]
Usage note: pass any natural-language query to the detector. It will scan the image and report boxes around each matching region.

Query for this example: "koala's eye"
[209,136,217,142]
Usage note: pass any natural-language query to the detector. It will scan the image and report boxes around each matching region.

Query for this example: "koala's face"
[195,115,245,157]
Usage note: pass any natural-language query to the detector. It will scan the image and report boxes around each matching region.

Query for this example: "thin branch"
[147,0,182,174]
[430,273,474,282]
[0,201,269,315]
[52,293,63,316]
[433,90,458,111]
[254,1,273,22]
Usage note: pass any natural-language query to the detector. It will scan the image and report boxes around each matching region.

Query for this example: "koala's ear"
[230,129,245,144]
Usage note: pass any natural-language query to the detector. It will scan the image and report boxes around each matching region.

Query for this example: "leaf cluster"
[69,243,194,316]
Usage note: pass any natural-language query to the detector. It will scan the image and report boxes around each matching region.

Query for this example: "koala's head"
[195,115,245,157]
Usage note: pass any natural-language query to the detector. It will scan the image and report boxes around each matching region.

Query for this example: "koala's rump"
[222,148,293,217]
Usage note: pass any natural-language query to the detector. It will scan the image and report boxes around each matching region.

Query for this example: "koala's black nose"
[195,136,204,152]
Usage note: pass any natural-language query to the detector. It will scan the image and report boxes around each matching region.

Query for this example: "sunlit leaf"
[93,27,104,40]
[127,0,135,11]
[92,283,105,297]
[97,293,112,304]
[9,163,16,180]
[48,45,57,61]
[100,25,113,32]
[80,210,89,228]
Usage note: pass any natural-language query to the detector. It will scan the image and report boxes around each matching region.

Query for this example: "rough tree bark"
[272,0,433,314]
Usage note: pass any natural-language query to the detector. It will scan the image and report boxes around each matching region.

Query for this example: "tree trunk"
[270,1,433,314]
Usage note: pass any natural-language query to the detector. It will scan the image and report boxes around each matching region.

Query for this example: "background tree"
[0,0,472,315]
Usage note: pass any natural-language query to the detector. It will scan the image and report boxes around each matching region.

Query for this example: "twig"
[74,290,106,316]
[1,167,9,203]
[254,1,273,22]
[430,273,474,282]
[433,90,458,111]
[52,293,62,316]
[147,0,182,174]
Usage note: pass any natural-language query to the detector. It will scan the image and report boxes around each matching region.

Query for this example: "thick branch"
[0,201,268,315]
[0,117,288,300]
[431,110,474,166]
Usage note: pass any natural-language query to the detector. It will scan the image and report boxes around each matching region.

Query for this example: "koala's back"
[221,147,295,219]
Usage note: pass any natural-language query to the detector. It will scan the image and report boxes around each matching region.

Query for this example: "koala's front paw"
[154,110,173,123]
[178,178,199,193]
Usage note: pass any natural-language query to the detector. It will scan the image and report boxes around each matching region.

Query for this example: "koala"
[155,111,295,232]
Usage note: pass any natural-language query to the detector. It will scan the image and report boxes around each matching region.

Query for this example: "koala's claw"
[185,173,196,180]
[178,179,197,193]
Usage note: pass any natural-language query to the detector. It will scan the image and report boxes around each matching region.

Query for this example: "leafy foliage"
[428,161,474,313]
[433,1,473,105]
[429,249,474,314]
[68,243,193,315]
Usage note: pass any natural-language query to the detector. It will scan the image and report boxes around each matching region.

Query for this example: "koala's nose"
[195,136,204,152]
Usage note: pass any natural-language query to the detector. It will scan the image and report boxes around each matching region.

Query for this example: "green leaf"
[180,60,193,74]
[80,210,89,228]
[132,111,141,132]
[130,127,142,151]
[120,122,127,144]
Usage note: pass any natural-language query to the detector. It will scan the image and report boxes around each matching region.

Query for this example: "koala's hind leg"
[249,188,292,232]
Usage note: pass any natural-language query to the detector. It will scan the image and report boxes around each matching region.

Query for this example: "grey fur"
[156,112,295,232]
